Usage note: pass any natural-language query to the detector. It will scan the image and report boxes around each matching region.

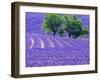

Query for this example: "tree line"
[42,13,88,39]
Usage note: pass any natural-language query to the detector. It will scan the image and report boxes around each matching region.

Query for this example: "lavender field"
[25,12,90,67]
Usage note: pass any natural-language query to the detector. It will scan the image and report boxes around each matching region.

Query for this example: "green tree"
[42,13,63,36]
[64,15,83,38]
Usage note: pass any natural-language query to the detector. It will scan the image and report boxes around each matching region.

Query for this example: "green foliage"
[64,15,82,38]
[42,22,52,35]
[42,14,88,39]
[81,26,88,36]
[42,13,63,36]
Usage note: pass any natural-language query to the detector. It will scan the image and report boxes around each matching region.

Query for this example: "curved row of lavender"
[25,12,90,67]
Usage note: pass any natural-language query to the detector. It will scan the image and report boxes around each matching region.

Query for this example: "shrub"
[81,26,88,36]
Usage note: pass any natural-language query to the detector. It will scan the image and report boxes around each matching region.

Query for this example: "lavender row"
[26,33,89,49]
